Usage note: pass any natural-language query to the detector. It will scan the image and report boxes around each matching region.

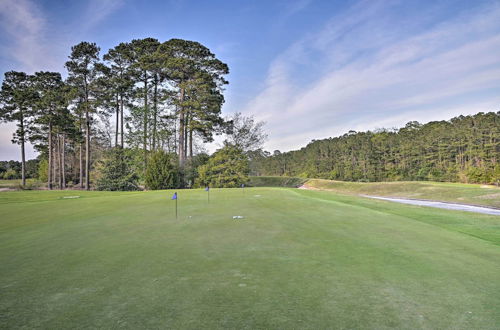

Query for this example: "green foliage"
[95,148,139,191]
[145,150,179,190]
[465,165,499,184]
[225,112,267,152]
[248,176,307,187]
[197,144,249,188]
[0,161,14,177]
[37,159,48,182]
[184,153,209,188]
[2,169,19,180]
[254,112,500,184]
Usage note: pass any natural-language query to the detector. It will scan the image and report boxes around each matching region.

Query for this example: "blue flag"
[241,184,245,188]
[171,192,177,200]
[205,186,209,191]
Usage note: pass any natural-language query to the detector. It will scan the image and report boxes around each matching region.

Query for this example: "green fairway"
[1,188,499,329]
[305,179,500,208]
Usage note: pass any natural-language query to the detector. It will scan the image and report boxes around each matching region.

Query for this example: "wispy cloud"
[283,0,313,17]
[0,0,124,160]
[244,1,500,151]
[81,0,125,32]
[0,0,59,72]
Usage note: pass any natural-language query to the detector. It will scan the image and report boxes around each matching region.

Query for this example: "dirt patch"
[298,184,320,190]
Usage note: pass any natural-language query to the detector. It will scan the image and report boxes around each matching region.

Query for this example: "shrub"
[145,151,179,190]
[3,169,18,180]
[197,144,249,188]
[95,148,140,191]
[38,159,48,182]
[184,153,209,188]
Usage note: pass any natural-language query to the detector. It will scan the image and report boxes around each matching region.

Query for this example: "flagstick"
[208,188,210,203]
[175,195,178,219]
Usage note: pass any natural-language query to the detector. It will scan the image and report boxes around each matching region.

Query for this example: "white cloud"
[0,0,124,160]
[243,1,500,152]
[0,0,59,72]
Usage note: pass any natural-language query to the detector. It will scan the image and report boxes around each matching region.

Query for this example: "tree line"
[0,38,267,190]
[251,112,500,184]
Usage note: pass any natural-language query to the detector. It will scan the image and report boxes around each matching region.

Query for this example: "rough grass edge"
[248,176,308,188]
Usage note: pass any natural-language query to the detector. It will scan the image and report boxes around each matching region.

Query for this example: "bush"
[3,169,18,180]
[38,159,48,182]
[145,151,179,190]
[465,166,489,184]
[19,181,41,190]
[184,153,209,188]
[95,148,140,191]
[197,144,249,188]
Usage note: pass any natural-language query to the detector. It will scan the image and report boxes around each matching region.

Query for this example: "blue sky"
[1,0,500,160]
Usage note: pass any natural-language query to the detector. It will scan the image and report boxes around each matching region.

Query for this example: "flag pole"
[171,192,178,219]
[174,192,179,220]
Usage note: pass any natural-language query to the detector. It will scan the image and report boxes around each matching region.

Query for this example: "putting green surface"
[1,188,499,329]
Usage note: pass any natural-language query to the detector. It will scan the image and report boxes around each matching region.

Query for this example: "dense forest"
[0,160,38,180]
[251,112,500,185]
[0,38,265,190]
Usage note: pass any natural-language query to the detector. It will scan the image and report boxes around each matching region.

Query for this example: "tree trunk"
[79,143,83,189]
[184,115,188,160]
[53,140,57,188]
[83,74,91,190]
[189,127,193,159]
[48,122,53,190]
[85,110,90,190]
[20,136,26,187]
[59,136,62,188]
[178,87,185,167]
[143,76,148,170]
[54,134,59,189]
[120,94,124,148]
[79,111,84,189]
[152,76,158,151]
[61,134,66,189]
[115,93,119,148]
[20,116,26,187]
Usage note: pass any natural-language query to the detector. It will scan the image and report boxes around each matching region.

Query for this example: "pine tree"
[0,71,37,187]
[65,42,101,190]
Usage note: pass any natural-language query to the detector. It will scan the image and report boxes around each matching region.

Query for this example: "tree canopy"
[252,112,500,185]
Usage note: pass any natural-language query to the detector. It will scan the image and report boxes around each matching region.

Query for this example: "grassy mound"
[305,179,500,208]
[248,176,307,187]
[1,188,499,328]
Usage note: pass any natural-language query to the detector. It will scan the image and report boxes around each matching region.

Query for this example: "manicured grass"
[248,176,307,187]
[1,188,499,329]
[305,179,500,208]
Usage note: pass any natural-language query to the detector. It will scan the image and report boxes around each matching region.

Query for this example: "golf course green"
[1,188,499,329]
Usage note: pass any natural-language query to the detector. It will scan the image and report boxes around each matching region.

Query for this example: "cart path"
[363,195,500,216]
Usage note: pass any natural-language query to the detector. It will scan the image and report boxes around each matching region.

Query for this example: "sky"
[1,0,499,160]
